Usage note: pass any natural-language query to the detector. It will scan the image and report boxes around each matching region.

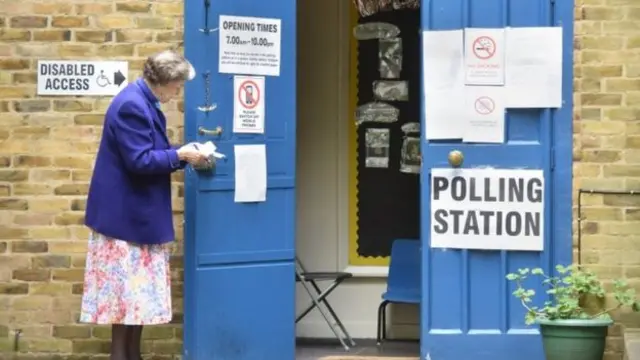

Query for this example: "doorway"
[295,0,421,342]
[182,0,574,358]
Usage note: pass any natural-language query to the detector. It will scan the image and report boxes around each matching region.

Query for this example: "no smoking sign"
[474,96,495,115]
[472,36,496,60]
[464,28,505,86]
[233,75,265,134]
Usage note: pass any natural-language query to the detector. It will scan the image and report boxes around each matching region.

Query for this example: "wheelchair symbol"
[96,70,111,87]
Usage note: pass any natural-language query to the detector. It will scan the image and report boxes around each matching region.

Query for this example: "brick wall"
[573,0,640,359]
[0,0,638,358]
[0,0,186,358]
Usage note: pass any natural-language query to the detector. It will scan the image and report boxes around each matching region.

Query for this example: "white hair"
[142,50,196,86]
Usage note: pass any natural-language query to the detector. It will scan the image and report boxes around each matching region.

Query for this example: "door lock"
[448,150,464,168]
[198,126,223,136]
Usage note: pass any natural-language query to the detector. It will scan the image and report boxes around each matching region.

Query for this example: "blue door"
[420,0,574,359]
[183,0,296,358]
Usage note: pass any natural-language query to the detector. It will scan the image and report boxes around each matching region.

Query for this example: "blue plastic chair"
[377,239,421,345]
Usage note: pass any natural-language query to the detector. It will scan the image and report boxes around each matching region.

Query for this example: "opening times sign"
[218,15,282,77]
[430,168,544,251]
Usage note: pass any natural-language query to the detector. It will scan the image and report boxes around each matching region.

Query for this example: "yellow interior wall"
[348,4,390,267]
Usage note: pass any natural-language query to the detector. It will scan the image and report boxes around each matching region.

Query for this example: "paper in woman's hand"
[198,141,226,160]
[189,141,226,171]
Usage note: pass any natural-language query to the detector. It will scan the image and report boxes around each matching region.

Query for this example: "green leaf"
[531,268,544,275]
[509,263,640,323]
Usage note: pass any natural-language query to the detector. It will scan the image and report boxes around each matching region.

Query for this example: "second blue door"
[420,0,574,359]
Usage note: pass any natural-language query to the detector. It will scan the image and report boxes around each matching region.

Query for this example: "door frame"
[547,0,575,268]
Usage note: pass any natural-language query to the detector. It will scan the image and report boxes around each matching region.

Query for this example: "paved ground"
[625,328,640,360]
[296,339,419,359]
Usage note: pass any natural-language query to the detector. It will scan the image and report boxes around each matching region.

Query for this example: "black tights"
[110,324,143,360]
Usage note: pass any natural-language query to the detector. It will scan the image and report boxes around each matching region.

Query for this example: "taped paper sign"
[233,75,265,134]
[219,15,282,76]
[379,38,403,79]
[463,86,505,144]
[355,102,399,126]
[505,27,563,108]
[422,29,464,140]
[234,144,267,203]
[365,128,390,168]
[373,80,408,101]
[430,168,544,251]
[400,137,420,174]
[400,122,420,174]
[353,22,400,40]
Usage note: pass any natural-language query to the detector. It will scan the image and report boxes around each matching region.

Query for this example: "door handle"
[198,126,223,136]
[448,150,464,168]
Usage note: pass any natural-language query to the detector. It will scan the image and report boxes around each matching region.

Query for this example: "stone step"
[320,357,419,360]
[624,328,640,360]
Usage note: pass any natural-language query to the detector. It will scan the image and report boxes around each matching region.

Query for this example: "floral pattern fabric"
[79,231,172,325]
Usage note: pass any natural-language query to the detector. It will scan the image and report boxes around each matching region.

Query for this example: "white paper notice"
[463,86,506,143]
[234,145,267,203]
[430,168,545,251]
[425,93,465,140]
[464,28,505,86]
[219,15,282,77]
[233,75,265,134]
[422,30,465,140]
[505,27,563,108]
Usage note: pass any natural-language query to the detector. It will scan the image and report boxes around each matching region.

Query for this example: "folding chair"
[295,257,356,351]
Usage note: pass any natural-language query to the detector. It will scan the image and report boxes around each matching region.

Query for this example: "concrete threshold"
[319,357,419,360]
[625,328,640,360]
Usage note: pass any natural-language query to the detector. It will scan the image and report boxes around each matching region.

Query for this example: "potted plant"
[506,264,640,360]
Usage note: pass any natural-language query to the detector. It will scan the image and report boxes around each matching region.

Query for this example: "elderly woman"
[79,50,206,360]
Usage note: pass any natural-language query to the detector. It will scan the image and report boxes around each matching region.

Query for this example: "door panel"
[420,0,573,359]
[184,0,296,358]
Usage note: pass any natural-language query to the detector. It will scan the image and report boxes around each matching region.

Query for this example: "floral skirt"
[79,231,172,325]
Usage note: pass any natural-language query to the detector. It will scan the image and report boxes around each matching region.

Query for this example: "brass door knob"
[198,126,223,136]
[448,150,464,168]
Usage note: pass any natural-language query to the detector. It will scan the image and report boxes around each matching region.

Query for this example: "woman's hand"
[177,145,208,165]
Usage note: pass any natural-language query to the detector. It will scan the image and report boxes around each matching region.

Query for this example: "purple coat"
[85,78,186,245]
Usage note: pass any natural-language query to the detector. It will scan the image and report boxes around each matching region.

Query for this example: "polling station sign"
[430,168,544,251]
[37,60,129,96]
